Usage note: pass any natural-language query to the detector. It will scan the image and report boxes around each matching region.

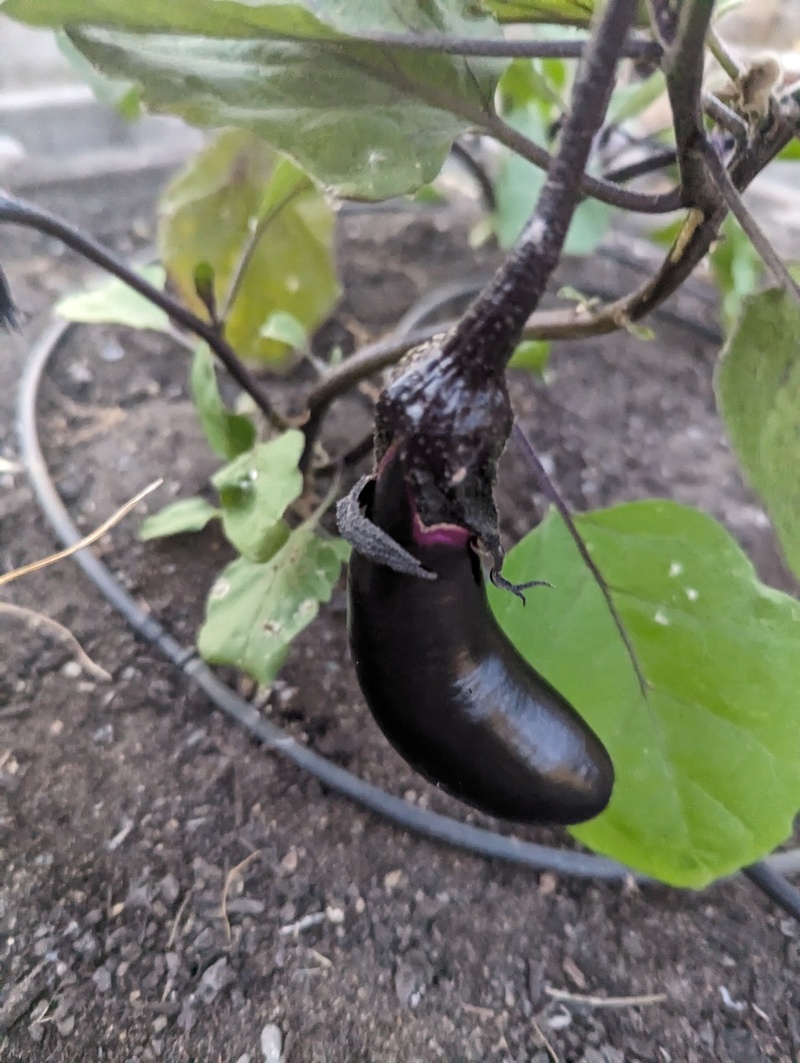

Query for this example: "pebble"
[92,966,112,993]
[260,1023,283,1063]
[197,957,234,1003]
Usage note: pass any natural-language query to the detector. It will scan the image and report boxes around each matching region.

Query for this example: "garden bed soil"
[1,180,799,1063]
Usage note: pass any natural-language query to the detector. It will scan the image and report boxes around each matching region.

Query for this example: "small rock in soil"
[260,1022,283,1063]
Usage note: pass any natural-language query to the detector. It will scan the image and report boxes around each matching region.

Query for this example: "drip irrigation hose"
[15,316,800,920]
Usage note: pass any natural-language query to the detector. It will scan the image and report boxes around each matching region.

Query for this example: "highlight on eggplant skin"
[345,447,614,826]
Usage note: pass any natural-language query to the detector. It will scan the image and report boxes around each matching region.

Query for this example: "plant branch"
[602,145,678,185]
[703,139,800,306]
[0,191,289,431]
[482,110,682,214]
[706,24,742,81]
[335,36,680,215]
[442,0,642,367]
[662,0,720,211]
[304,105,795,424]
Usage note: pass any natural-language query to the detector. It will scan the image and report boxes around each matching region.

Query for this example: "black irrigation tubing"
[15,317,800,920]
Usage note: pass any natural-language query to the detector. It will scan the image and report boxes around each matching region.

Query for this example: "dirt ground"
[1,173,799,1063]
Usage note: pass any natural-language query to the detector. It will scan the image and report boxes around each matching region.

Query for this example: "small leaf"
[139,496,219,540]
[159,130,339,364]
[716,287,800,579]
[197,526,350,686]
[189,343,256,460]
[709,215,764,334]
[490,501,800,888]
[509,339,550,373]
[212,430,305,562]
[260,311,308,352]
[193,261,217,321]
[55,266,170,331]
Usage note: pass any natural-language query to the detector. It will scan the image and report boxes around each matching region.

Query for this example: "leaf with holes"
[489,500,800,888]
[716,288,800,579]
[139,497,219,541]
[190,343,256,460]
[159,130,339,364]
[55,265,169,331]
[198,525,350,686]
[212,430,304,562]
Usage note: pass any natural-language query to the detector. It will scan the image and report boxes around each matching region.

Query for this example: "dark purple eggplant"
[344,447,614,826]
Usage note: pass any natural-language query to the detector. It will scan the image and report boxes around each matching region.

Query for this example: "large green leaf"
[716,288,800,579]
[489,501,800,888]
[189,343,257,460]
[67,26,500,200]
[211,430,304,562]
[198,525,350,686]
[160,130,339,363]
[2,0,503,201]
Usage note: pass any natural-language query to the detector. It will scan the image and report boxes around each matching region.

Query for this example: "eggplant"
[343,447,614,825]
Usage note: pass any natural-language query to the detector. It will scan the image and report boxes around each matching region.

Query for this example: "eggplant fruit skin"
[346,449,614,825]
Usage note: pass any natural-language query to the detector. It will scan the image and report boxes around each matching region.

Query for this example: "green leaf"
[509,339,551,373]
[159,130,339,365]
[606,70,666,126]
[21,0,505,201]
[260,311,309,352]
[481,0,595,24]
[189,343,256,460]
[493,108,612,255]
[212,430,304,562]
[716,288,800,580]
[139,496,220,540]
[197,525,350,686]
[54,265,169,331]
[709,215,764,334]
[489,501,800,888]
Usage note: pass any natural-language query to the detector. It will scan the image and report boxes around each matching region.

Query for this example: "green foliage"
[709,216,764,334]
[716,288,800,581]
[211,431,304,562]
[481,0,595,24]
[54,265,170,331]
[490,501,800,888]
[198,522,350,687]
[159,130,339,364]
[7,0,504,201]
[189,344,256,461]
[139,496,220,540]
[508,339,551,372]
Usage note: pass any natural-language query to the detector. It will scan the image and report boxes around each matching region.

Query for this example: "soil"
[1,176,799,1063]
